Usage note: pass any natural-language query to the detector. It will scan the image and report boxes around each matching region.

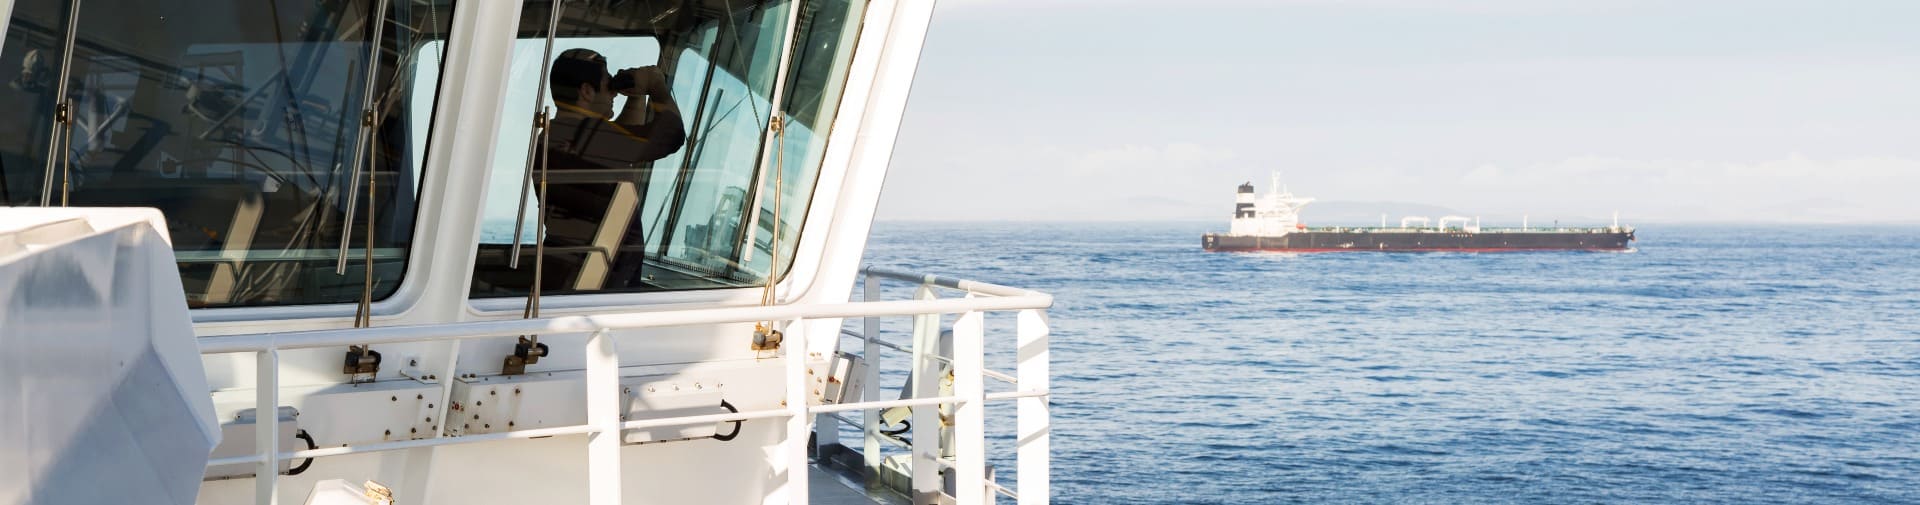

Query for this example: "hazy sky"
[876,0,1920,223]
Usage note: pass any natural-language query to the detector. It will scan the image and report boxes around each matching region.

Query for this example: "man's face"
[581,73,617,117]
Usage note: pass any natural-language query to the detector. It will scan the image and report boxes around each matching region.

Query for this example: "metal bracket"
[751,325,783,351]
[501,336,550,376]
[363,481,394,504]
[343,345,381,383]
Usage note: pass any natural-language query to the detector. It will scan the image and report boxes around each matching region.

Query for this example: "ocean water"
[857,222,1920,504]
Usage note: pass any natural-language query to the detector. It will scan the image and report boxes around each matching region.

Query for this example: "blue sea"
[857,222,1920,504]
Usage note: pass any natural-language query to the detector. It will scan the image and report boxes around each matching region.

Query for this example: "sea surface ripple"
[857,222,1920,504]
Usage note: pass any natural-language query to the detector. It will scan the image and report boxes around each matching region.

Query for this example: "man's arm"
[611,66,687,160]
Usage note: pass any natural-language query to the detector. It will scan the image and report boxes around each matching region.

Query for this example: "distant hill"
[1299,201,1462,226]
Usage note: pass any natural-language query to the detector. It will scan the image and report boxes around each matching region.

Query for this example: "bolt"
[473,414,480,420]
[428,403,434,409]
[476,400,483,406]
[514,387,521,394]
[508,421,515,427]
[417,394,424,400]
[384,429,391,436]
[411,428,417,433]
[410,359,419,367]
[390,396,397,401]
[484,424,490,429]
[490,389,496,396]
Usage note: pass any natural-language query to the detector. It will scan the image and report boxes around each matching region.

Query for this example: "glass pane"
[0,0,456,308]
[471,0,866,298]
[754,0,866,278]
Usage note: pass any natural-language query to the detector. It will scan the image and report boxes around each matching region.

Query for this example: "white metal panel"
[0,208,217,505]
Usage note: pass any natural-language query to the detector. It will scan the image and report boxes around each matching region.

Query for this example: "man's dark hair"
[550,48,610,103]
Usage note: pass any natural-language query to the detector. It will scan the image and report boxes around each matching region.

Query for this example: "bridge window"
[0,0,457,308]
[468,0,866,298]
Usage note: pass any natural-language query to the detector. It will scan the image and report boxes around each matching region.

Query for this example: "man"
[535,48,686,291]
[546,48,685,168]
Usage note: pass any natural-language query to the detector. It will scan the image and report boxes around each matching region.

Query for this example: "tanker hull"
[1202,230,1635,252]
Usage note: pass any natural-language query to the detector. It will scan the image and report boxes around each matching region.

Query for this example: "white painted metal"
[0,209,216,505]
[584,330,620,505]
[952,308,987,504]
[862,273,885,474]
[909,285,943,504]
[1228,174,1317,237]
[256,350,280,505]
[1016,309,1052,505]
[784,320,812,503]
[193,267,1048,504]
[812,395,966,414]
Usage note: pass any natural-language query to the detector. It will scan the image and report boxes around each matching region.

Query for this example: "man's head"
[551,48,616,115]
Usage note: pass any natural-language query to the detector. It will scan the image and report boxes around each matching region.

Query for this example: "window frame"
[463,0,872,315]
[186,0,462,322]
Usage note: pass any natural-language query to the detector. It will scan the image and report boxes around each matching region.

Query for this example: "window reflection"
[470,0,865,297]
[0,0,455,308]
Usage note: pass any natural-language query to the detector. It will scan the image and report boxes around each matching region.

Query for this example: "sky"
[875,0,1920,224]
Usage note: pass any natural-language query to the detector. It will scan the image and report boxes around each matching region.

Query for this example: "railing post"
[784,319,811,503]
[1016,309,1051,505]
[951,307,986,505]
[861,272,884,474]
[585,329,621,505]
[255,349,280,505]
[909,285,941,504]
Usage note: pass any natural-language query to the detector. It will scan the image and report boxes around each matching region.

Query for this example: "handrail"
[863,264,1044,298]
[200,267,1050,505]
[198,292,1050,354]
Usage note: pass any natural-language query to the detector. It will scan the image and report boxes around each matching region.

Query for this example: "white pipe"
[812,395,965,414]
[199,295,1050,354]
[206,424,601,466]
[953,308,987,505]
[584,329,620,505]
[1016,308,1051,505]
[620,408,791,430]
[255,350,279,505]
[783,320,811,502]
[861,273,884,474]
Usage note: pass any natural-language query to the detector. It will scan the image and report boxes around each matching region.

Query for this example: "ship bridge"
[0,1,1051,504]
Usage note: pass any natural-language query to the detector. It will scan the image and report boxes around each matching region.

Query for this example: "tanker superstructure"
[1201,177,1635,252]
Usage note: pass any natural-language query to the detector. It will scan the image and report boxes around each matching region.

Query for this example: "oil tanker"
[1201,177,1634,253]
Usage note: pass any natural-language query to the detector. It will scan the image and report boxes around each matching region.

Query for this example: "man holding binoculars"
[546,47,686,167]
[534,47,687,291]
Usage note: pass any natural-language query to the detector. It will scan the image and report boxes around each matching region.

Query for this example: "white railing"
[197,265,1051,505]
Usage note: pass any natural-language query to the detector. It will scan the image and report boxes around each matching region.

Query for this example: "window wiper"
[337,0,394,275]
[503,0,569,376]
[39,0,84,207]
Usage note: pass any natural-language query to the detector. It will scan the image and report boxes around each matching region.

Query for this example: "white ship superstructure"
[0,1,1050,504]
[1227,173,1315,237]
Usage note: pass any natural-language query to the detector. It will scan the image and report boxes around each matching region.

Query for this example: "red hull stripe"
[1207,247,1630,253]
